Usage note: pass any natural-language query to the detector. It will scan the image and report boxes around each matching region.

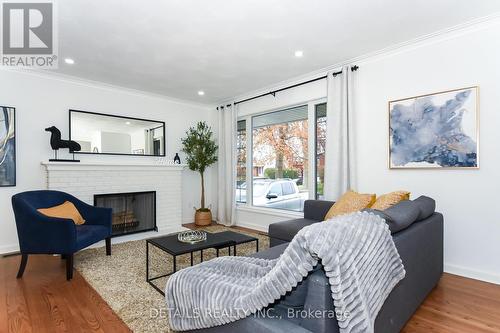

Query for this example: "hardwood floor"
[0,254,130,333]
[402,274,500,333]
[1,253,499,332]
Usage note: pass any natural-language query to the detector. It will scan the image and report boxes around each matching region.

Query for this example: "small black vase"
[174,153,181,164]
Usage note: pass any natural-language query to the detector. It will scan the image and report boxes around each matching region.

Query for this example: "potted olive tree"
[181,121,218,226]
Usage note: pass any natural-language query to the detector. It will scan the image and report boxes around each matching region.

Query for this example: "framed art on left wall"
[0,106,16,186]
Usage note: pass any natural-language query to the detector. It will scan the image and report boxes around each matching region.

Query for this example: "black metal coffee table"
[146,231,259,295]
[213,231,259,256]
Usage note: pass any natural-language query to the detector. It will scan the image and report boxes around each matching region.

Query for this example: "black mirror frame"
[69,109,166,157]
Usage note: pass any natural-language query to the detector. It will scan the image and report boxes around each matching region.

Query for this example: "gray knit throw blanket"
[165,211,405,332]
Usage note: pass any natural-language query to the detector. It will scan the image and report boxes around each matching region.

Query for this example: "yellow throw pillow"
[38,201,86,225]
[371,191,410,210]
[324,190,376,220]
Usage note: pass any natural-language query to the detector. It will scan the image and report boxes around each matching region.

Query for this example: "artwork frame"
[0,106,16,186]
[388,86,479,169]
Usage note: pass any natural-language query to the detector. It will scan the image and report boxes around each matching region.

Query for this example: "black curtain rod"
[234,75,326,106]
[218,65,358,109]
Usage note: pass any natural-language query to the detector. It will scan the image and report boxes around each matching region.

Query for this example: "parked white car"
[236,179,305,211]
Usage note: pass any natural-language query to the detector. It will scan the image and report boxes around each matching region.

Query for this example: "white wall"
[232,19,500,284]
[355,21,500,284]
[0,70,217,253]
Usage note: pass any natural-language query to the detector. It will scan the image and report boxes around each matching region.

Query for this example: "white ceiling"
[56,0,500,103]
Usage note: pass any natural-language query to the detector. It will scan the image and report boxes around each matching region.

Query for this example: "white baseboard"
[0,244,19,255]
[445,263,500,285]
[235,221,268,233]
[0,225,188,255]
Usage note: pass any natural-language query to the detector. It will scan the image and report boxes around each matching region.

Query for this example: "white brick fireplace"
[41,161,187,242]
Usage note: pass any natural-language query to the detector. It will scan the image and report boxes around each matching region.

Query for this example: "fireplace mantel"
[41,161,187,171]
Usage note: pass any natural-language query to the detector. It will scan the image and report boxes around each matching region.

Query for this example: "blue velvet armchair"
[11,190,112,280]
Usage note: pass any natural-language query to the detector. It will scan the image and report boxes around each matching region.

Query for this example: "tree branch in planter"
[181,121,218,212]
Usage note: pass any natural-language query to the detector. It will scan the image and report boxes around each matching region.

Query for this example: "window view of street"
[235,103,326,212]
[250,105,309,211]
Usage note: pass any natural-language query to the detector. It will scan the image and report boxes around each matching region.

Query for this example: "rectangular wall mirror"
[69,110,165,156]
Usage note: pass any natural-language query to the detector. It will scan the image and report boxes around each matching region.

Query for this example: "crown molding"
[0,66,212,109]
[222,12,500,106]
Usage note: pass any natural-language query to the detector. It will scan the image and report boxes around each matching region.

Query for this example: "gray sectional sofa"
[189,197,443,333]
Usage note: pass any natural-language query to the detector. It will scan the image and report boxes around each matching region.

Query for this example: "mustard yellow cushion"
[371,191,410,210]
[38,201,86,225]
[324,190,376,220]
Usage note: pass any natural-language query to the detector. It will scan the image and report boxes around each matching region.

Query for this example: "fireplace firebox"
[94,191,157,237]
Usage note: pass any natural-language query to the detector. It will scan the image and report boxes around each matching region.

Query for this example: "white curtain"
[217,103,237,226]
[323,65,357,200]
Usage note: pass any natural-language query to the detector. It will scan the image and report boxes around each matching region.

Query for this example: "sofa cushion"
[413,196,436,220]
[37,201,86,225]
[382,200,421,233]
[324,190,376,220]
[364,196,436,234]
[363,209,395,229]
[268,218,318,242]
[371,191,410,210]
[303,200,335,221]
[364,200,420,233]
[75,225,109,250]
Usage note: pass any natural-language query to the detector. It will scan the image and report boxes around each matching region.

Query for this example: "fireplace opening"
[94,191,157,237]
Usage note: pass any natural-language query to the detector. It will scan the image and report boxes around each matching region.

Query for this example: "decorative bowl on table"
[177,230,207,244]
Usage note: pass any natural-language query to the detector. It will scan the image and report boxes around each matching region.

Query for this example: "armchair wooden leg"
[16,254,28,278]
[105,237,111,256]
[66,254,73,280]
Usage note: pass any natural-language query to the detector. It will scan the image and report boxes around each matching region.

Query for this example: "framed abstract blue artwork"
[0,106,16,186]
[389,87,479,169]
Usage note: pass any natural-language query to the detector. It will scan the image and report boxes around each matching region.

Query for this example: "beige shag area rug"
[75,226,269,333]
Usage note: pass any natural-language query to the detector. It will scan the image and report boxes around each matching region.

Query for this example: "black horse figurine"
[45,126,81,162]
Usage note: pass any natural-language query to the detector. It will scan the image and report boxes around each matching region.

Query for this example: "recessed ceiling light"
[198,91,205,96]
[64,58,75,64]
[294,50,304,58]
[125,121,131,125]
